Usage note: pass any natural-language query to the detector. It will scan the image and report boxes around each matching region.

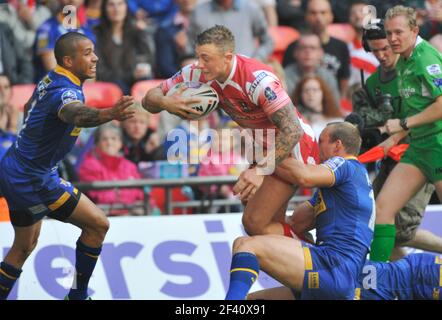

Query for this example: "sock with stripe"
[68,239,102,300]
[370,224,396,262]
[0,261,22,300]
[225,252,259,300]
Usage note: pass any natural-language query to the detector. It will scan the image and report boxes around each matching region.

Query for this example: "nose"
[92,52,99,62]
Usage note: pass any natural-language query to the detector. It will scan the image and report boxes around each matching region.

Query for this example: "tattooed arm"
[58,96,135,127]
[269,102,303,166]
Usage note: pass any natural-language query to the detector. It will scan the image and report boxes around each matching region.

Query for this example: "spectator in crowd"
[406,0,442,39]
[85,0,102,27]
[187,0,274,61]
[33,0,95,83]
[0,74,19,134]
[283,0,350,97]
[155,0,197,79]
[198,128,247,213]
[292,75,343,138]
[121,103,163,164]
[347,0,379,86]
[94,0,153,94]
[0,22,33,84]
[78,122,145,215]
[255,0,278,27]
[284,31,340,106]
[0,0,51,51]
[127,0,178,28]
[276,0,306,30]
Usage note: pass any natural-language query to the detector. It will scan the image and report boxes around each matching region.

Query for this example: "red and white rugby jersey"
[161,54,291,130]
[160,54,319,164]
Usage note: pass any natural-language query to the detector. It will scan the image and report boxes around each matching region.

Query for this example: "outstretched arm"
[58,96,135,127]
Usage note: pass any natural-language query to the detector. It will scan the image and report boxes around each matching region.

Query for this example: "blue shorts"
[405,253,442,300]
[0,162,81,227]
[293,242,361,300]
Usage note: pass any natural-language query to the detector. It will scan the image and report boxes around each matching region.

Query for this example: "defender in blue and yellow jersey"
[0,66,86,226]
[225,122,375,300]
[0,32,134,300]
[356,253,442,300]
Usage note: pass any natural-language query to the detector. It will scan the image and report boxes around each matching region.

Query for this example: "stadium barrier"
[74,176,310,215]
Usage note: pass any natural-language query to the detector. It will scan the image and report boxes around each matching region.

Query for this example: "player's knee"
[232,236,256,253]
[87,215,109,242]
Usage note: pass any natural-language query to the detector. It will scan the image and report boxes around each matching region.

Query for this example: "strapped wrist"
[399,118,409,131]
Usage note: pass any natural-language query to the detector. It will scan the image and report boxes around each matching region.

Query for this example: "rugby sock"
[370,224,396,262]
[68,239,102,300]
[225,252,259,300]
[0,261,22,300]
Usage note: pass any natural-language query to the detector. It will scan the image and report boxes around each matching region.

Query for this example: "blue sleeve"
[321,156,350,186]
[55,88,83,114]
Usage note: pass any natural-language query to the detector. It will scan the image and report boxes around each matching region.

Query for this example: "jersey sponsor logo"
[399,87,416,98]
[323,156,345,172]
[28,204,48,215]
[433,78,442,88]
[426,64,442,76]
[264,87,277,102]
[61,90,78,105]
[247,71,268,97]
[307,272,320,289]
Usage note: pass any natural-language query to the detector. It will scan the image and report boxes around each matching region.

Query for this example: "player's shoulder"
[322,156,346,171]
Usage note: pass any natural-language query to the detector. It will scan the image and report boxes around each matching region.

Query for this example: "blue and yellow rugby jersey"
[308,156,375,262]
[7,65,84,175]
[357,254,442,300]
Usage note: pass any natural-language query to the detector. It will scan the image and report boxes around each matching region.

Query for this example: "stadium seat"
[268,26,300,63]
[131,79,164,102]
[326,23,356,43]
[83,81,123,109]
[10,84,36,112]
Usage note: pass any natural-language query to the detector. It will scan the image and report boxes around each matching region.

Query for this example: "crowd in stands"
[1,0,441,215]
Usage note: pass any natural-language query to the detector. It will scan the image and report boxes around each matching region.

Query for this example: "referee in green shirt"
[370,5,442,262]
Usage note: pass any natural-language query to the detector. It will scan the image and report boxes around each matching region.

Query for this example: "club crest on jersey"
[62,90,78,105]
[264,87,277,102]
[426,64,442,76]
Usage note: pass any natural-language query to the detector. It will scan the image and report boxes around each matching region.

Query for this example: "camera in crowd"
[345,93,394,154]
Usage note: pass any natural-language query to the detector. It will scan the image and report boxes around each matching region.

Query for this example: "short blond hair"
[385,5,418,29]
[196,25,236,54]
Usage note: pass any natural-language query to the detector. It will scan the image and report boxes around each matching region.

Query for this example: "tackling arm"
[275,157,335,188]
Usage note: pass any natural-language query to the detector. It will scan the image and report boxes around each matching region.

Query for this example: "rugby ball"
[166,81,219,119]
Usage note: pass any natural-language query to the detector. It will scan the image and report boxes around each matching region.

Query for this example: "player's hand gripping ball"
[167,82,219,119]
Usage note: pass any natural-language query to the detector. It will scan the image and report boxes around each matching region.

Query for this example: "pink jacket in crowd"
[79,148,144,205]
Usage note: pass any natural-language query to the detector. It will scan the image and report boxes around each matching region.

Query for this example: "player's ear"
[63,56,74,68]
